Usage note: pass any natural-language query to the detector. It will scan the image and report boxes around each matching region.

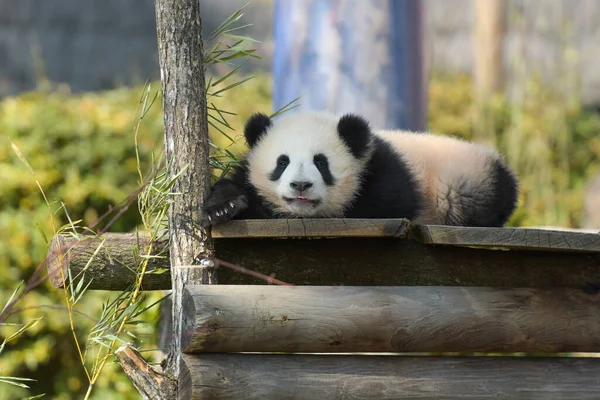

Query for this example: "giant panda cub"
[201,111,519,227]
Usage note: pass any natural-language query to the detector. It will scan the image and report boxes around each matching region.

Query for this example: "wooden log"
[115,344,177,399]
[179,353,600,399]
[46,220,600,291]
[47,234,169,291]
[181,285,600,354]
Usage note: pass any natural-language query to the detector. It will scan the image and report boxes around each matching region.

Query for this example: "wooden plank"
[524,226,600,234]
[180,353,600,399]
[181,285,600,354]
[212,220,600,253]
[210,218,410,239]
[47,233,600,290]
[411,224,600,252]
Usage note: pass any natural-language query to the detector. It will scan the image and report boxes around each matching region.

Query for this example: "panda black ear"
[244,113,272,148]
[337,114,372,158]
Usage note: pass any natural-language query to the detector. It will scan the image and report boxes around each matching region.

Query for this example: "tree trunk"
[154,0,216,395]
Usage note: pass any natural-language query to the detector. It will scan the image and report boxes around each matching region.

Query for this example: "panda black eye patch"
[269,154,290,181]
[314,153,335,186]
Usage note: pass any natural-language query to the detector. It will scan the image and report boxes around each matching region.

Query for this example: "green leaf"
[0,376,36,389]
[36,223,49,245]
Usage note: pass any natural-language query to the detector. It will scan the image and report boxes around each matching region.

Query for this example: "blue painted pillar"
[273,0,427,131]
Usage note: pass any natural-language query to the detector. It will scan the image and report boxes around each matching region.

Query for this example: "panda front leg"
[200,178,249,227]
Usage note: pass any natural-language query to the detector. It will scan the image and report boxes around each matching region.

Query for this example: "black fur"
[435,157,518,227]
[200,162,275,227]
[465,158,519,227]
[313,153,335,186]
[344,137,422,219]
[244,113,272,148]
[337,114,373,158]
[269,155,290,181]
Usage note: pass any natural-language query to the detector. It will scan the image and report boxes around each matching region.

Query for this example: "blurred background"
[1,0,599,398]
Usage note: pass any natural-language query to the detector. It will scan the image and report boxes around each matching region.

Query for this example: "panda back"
[374,130,518,227]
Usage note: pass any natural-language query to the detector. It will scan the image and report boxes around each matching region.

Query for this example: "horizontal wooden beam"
[410,224,600,252]
[179,353,600,399]
[181,285,600,354]
[47,233,169,291]
[211,218,411,239]
[46,220,600,291]
[213,219,600,253]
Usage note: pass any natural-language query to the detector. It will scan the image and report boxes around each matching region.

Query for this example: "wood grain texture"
[46,233,600,290]
[180,353,600,399]
[411,224,600,252]
[154,0,216,392]
[211,219,600,253]
[181,285,600,354]
[115,344,176,399]
[211,218,411,238]
[47,234,169,291]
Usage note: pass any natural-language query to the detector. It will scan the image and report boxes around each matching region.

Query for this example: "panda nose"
[290,181,313,192]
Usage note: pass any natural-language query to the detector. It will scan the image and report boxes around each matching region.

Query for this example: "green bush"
[1,71,599,398]
[0,85,163,399]
[0,75,274,399]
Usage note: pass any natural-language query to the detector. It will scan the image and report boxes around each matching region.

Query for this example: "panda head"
[244,111,375,217]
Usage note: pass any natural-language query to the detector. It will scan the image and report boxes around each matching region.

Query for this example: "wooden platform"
[46,218,600,399]
[47,219,600,291]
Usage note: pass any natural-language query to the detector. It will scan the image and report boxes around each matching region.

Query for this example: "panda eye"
[276,155,289,168]
[313,153,329,169]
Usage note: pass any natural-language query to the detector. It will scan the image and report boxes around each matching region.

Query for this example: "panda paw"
[200,194,248,227]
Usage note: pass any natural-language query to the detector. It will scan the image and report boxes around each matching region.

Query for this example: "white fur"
[375,129,501,225]
[246,112,371,217]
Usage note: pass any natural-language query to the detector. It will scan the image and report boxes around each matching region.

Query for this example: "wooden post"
[583,174,600,229]
[116,1,216,397]
[473,0,505,143]
[154,0,217,388]
[272,0,427,131]
[474,0,505,99]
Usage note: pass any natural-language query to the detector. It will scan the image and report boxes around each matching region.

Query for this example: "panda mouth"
[283,196,321,206]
